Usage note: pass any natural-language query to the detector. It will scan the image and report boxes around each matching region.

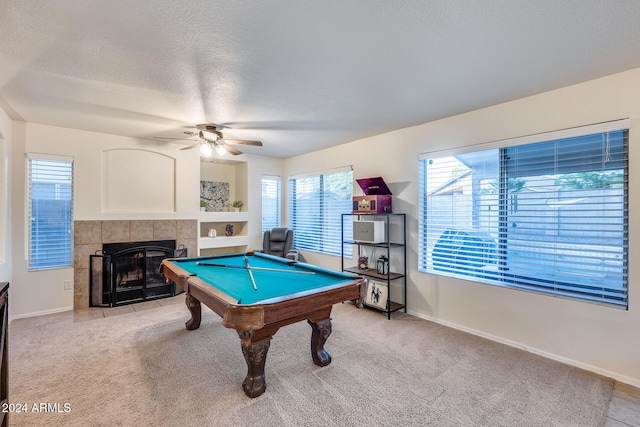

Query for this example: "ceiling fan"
[155,124,262,156]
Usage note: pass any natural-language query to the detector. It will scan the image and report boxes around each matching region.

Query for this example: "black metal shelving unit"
[341,213,406,319]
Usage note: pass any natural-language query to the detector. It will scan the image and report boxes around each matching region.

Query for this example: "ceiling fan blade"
[180,142,205,151]
[153,137,198,141]
[223,139,263,146]
[222,144,243,155]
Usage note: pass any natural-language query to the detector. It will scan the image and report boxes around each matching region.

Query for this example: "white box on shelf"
[353,220,386,244]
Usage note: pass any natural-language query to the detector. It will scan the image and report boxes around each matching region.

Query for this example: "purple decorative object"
[353,177,392,214]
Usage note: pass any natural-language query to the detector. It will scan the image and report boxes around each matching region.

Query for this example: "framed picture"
[200,181,229,212]
[365,280,388,310]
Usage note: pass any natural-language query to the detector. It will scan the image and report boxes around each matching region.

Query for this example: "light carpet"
[8,299,613,426]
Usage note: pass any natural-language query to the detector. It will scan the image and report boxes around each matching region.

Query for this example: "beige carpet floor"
[8,300,613,426]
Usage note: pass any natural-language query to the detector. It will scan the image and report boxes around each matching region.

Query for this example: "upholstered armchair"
[262,228,294,259]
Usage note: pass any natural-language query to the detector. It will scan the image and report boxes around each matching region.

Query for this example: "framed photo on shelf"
[364,280,388,310]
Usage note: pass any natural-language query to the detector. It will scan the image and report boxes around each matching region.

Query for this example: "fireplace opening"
[90,240,186,307]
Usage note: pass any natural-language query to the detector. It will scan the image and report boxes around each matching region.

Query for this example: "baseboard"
[407,309,640,390]
[9,306,73,323]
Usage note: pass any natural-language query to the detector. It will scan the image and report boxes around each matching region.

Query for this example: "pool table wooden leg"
[238,331,271,398]
[184,293,202,330]
[308,317,332,367]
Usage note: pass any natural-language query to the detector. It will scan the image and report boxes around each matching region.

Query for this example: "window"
[261,175,281,234]
[28,155,74,270]
[419,121,628,308]
[288,167,353,256]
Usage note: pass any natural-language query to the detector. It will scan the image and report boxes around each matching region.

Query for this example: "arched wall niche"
[102,149,176,213]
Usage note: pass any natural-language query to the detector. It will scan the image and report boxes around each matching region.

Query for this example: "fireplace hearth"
[90,240,187,307]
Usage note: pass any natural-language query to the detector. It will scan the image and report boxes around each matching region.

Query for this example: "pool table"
[160,252,365,398]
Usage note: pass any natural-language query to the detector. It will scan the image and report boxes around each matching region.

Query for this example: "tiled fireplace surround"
[73,219,198,310]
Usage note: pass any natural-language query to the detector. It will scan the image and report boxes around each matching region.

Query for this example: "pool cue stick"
[196,262,315,275]
[244,256,258,291]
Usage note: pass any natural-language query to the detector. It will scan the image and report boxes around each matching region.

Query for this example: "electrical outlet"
[64,280,72,290]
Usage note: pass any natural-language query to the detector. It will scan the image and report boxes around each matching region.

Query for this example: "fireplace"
[90,240,187,307]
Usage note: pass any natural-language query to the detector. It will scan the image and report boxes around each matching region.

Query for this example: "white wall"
[102,149,177,213]
[284,67,640,387]
[0,106,12,285]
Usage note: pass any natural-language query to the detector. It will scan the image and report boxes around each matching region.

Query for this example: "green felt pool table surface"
[167,252,357,305]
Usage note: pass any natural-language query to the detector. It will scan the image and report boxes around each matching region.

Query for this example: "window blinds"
[419,121,628,308]
[261,175,281,234]
[288,168,353,256]
[28,155,74,270]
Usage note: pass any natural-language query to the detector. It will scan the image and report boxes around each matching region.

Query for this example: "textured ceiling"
[2,1,640,158]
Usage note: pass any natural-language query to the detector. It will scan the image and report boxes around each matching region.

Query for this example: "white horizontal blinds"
[28,156,74,270]
[261,175,281,234]
[288,168,353,256]
[419,123,628,308]
[503,130,628,306]
[418,160,426,269]
[419,150,500,281]
[289,175,321,251]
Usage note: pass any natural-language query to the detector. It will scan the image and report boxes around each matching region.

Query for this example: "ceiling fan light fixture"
[200,129,219,141]
[164,124,261,156]
[200,142,213,157]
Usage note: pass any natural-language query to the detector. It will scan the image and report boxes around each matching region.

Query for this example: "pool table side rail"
[261,279,366,326]
[172,252,295,266]
[255,279,358,305]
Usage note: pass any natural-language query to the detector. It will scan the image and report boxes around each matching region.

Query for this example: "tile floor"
[607,382,640,426]
[74,296,640,426]
[73,293,185,323]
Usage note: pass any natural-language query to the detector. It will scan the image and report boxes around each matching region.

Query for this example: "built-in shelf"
[198,211,249,222]
[198,211,249,255]
[199,235,249,249]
